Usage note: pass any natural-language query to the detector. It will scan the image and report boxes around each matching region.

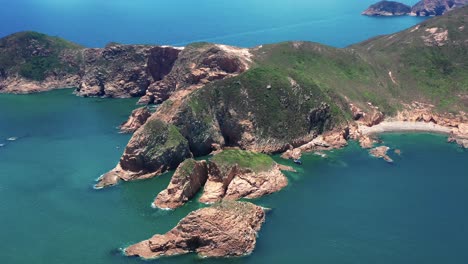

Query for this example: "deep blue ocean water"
[0,0,426,47]
[0,90,467,264]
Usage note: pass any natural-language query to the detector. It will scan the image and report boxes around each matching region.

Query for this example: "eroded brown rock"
[119,107,152,133]
[139,44,251,104]
[95,119,192,188]
[369,146,394,162]
[125,201,265,259]
[153,159,208,209]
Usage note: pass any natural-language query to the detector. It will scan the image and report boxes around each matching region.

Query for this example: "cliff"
[97,7,467,190]
[362,1,411,16]
[125,201,265,259]
[0,33,250,98]
[153,159,208,209]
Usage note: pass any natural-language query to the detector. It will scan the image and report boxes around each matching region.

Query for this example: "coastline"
[359,121,452,136]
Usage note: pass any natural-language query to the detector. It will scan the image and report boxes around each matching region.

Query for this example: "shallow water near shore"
[0,90,467,263]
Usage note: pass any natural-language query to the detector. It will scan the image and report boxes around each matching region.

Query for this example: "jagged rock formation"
[75,44,153,97]
[199,150,290,203]
[125,201,265,259]
[362,1,411,16]
[153,159,208,209]
[138,43,251,104]
[369,146,394,162]
[155,150,291,207]
[363,0,468,17]
[0,33,251,99]
[411,0,468,16]
[119,107,152,133]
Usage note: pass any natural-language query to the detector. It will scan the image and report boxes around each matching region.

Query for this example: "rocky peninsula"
[363,0,468,16]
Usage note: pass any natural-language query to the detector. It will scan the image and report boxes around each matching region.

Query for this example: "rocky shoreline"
[125,201,266,259]
[363,0,468,16]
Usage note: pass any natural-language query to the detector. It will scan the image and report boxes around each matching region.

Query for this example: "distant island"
[362,1,411,16]
[363,0,468,16]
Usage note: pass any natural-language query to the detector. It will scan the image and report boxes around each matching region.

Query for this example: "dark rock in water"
[362,1,411,16]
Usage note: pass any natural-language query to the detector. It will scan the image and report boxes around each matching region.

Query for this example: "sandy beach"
[360,121,453,135]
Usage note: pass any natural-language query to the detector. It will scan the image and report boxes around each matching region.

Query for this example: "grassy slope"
[0,31,83,81]
[352,7,468,111]
[210,149,275,172]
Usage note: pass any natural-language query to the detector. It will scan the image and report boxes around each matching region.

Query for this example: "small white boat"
[7,137,17,141]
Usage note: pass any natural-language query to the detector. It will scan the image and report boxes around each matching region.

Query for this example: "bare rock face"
[363,110,385,127]
[369,146,394,162]
[138,44,251,104]
[147,46,181,82]
[95,119,192,188]
[197,150,290,204]
[75,44,153,98]
[153,159,208,209]
[411,0,468,16]
[119,107,152,133]
[125,201,265,259]
[362,1,411,16]
[224,164,289,200]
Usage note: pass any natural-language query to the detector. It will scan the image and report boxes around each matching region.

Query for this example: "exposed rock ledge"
[153,159,208,209]
[119,107,152,133]
[95,119,192,189]
[125,201,265,259]
[153,149,292,209]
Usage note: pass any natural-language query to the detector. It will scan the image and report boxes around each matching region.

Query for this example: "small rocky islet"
[1,7,468,260]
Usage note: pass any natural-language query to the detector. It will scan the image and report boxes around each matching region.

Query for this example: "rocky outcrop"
[362,1,411,16]
[125,201,265,259]
[282,128,349,159]
[75,44,153,98]
[1,32,251,99]
[95,119,192,188]
[146,46,181,82]
[153,159,208,209]
[369,146,394,162]
[119,107,152,133]
[363,0,468,17]
[198,150,290,204]
[411,0,468,16]
[138,44,251,104]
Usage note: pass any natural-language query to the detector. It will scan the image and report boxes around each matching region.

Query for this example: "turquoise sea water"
[0,90,467,263]
[0,0,426,47]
